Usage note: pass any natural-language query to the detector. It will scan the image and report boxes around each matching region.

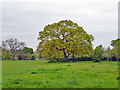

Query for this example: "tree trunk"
[107,57,109,62]
[117,57,119,63]
[72,53,75,62]
[13,54,15,60]
[65,56,69,62]
[63,50,69,62]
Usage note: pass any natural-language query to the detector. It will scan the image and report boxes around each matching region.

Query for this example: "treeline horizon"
[0,37,119,62]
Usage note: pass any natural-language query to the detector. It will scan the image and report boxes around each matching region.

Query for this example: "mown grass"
[2,60,118,88]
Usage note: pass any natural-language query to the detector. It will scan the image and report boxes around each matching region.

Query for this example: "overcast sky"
[1,0,119,51]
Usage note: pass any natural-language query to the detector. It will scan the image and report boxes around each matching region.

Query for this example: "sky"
[1,0,119,51]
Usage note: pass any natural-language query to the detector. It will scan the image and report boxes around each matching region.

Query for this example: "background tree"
[2,38,26,60]
[105,46,112,62]
[23,47,35,60]
[18,47,35,60]
[23,47,33,54]
[92,45,104,62]
[111,38,120,62]
[37,20,94,62]
[2,49,11,60]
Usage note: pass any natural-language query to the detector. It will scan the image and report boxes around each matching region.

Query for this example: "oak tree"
[37,20,94,62]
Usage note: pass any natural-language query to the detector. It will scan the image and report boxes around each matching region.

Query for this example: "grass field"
[0,60,2,89]
[2,60,118,88]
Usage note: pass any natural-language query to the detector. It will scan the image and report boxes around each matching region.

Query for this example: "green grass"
[0,60,2,90]
[2,60,118,88]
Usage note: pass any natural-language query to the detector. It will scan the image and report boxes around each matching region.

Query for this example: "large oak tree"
[37,20,94,62]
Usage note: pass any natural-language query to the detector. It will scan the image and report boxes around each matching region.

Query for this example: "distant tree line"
[1,38,36,60]
[1,37,119,62]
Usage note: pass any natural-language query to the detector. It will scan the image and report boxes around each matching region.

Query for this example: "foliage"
[2,38,26,60]
[92,45,104,62]
[46,51,64,61]
[18,53,35,60]
[37,54,43,59]
[111,38,120,47]
[111,38,120,61]
[2,49,11,60]
[30,54,36,60]
[37,20,94,62]
[18,53,29,60]
[17,47,35,60]
[23,47,33,54]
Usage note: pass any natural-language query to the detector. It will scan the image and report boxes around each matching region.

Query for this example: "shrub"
[92,54,101,62]
[31,54,35,60]
[93,59,101,62]
[56,58,64,62]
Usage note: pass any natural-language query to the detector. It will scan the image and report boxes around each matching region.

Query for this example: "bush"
[93,59,101,62]
[31,54,35,60]
[56,58,65,62]
[18,53,36,60]
[18,54,29,60]
[92,54,102,62]
[111,56,117,61]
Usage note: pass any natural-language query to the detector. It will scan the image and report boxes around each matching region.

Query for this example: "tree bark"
[72,53,75,62]
[63,50,69,62]
[65,56,69,62]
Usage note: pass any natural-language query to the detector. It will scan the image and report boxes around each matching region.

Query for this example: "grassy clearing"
[2,60,118,88]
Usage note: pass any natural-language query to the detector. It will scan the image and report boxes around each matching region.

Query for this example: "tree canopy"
[111,38,120,61]
[111,38,120,47]
[92,45,104,62]
[23,47,33,54]
[2,38,26,60]
[37,20,94,61]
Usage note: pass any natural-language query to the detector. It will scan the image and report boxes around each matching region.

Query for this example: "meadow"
[2,60,118,88]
